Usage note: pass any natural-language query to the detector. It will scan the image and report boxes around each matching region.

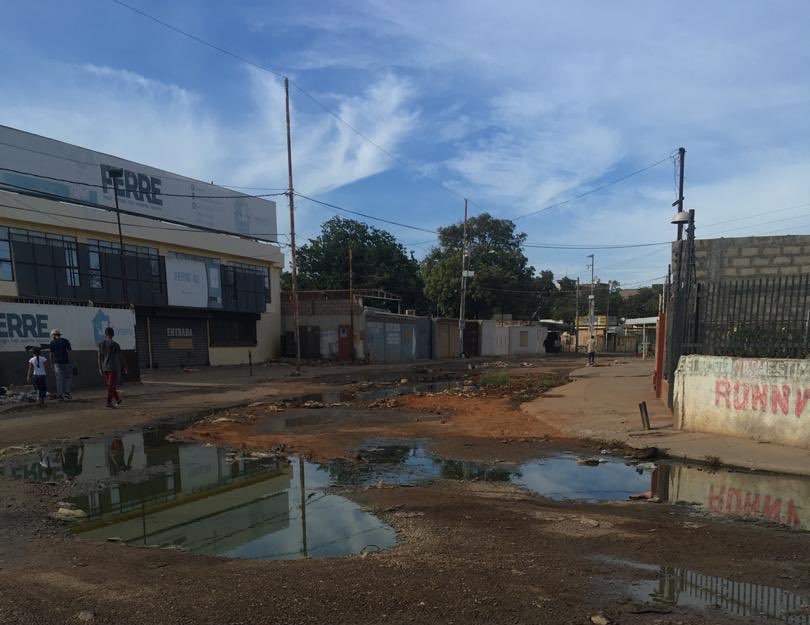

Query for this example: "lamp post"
[107,167,128,306]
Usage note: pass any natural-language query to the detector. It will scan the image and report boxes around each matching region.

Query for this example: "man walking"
[98,327,127,408]
[587,335,596,366]
[49,328,75,400]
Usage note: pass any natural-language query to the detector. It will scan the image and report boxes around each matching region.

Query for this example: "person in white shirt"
[587,336,596,366]
[27,347,50,406]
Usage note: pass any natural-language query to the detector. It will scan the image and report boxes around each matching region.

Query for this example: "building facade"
[0,127,283,389]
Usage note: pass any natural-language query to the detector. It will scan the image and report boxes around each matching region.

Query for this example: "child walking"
[27,347,49,406]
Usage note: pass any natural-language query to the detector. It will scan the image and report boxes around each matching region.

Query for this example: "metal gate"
[149,317,209,368]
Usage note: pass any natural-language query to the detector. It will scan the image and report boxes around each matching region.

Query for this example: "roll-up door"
[135,314,150,369]
[149,317,209,368]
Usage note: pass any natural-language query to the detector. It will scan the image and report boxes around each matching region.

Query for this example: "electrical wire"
[513,157,671,220]
[293,192,437,234]
[109,0,470,205]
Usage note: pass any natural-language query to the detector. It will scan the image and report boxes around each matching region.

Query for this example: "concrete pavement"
[522,358,810,477]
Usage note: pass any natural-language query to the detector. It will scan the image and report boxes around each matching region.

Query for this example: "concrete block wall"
[673,234,810,281]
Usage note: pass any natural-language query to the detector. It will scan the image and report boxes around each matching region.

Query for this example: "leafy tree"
[619,285,663,319]
[548,276,579,323]
[421,213,536,318]
[294,217,426,311]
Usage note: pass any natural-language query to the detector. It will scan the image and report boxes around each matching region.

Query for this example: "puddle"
[0,425,396,560]
[514,454,655,502]
[652,464,807,531]
[606,558,810,623]
[321,440,512,486]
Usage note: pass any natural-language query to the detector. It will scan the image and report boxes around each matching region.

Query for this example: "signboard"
[165,257,208,308]
[0,125,277,241]
[0,302,135,352]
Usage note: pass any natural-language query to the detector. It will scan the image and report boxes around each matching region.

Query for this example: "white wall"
[480,322,548,357]
[674,355,810,449]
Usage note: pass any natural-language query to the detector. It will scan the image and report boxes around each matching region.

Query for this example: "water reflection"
[514,454,655,501]
[0,427,396,560]
[652,464,808,531]
[630,565,810,624]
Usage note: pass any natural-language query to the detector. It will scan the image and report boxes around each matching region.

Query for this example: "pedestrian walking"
[49,328,75,400]
[587,335,596,366]
[27,346,49,406]
[97,327,127,408]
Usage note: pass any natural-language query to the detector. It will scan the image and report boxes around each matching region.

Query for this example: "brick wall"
[673,234,810,281]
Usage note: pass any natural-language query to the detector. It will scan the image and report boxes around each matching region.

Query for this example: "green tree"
[548,276,579,323]
[421,213,536,318]
[294,217,426,311]
[619,285,663,319]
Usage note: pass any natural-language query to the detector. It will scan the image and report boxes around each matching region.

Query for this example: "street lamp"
[108,167,129,305]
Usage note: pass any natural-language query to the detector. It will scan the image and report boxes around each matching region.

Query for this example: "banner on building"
[0,125,277,242]
[165,257,209,308]
[0,302,135,352]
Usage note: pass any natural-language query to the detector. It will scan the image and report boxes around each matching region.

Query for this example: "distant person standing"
[98,327,127,408]
[49,328,75,400]
[27,347,49,406]
[587,335,596,366]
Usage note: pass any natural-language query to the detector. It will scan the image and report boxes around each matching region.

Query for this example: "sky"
[1,1,809,287]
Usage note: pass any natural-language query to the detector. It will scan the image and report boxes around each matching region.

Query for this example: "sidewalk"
[522,358,810,477]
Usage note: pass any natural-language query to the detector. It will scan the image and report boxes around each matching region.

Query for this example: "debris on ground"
[368,398,399,409]
[576,457,605,466]
[590,614,610,625]
[51,506,88,522]
[302,400,325,409]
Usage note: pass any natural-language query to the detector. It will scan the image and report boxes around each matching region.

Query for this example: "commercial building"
[0,125,283,389]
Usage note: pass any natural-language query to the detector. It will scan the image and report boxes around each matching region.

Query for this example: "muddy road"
[1,356,809,625]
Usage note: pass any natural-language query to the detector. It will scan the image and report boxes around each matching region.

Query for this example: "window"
[87,239,160,288]
[227,261,271,303]
[210,315,257,346]
[9,228,79,286]
[0,228,11,281]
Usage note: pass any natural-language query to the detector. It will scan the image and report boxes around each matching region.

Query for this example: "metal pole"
[587,254,595,345]
[676,147,686,240]
[349,246,355,363]
[109,170,128,305]
[458,199,468,358]
[284,77,302,372]
[575,277,580,353]
[605,280,610,352]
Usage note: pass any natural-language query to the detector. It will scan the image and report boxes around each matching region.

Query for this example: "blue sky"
[2,1,809,286]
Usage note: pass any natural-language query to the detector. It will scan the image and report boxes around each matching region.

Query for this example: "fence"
[681,274,810,359]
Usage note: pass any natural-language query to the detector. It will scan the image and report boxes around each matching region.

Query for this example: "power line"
[513,157,671,220]
[524,240,669,250]
[294,192,437,234]
[109,0,470,205]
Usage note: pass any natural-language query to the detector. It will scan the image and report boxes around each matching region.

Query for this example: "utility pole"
[348,246,355,363]
[575,277,580,352]
[587,254,595,345]
[285,77,302,373]
[605,280,611,352]
[458,198,468,358]
[676,147,686,240]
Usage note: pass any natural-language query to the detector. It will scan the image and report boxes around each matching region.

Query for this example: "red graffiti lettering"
[763,495,782,522]
[786,500,801,529]
[715,379,731,408]
[708,485,725,512]
[732,383,750,410]
[796,388,810,419]
[743,492,761,515]
[771,385,790,415]
[726,488,743,513]
[751,385,768,412]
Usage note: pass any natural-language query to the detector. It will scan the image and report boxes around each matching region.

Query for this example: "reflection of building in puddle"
[653,464,808,530]
[631,566,810,624]
[73,470,291,557]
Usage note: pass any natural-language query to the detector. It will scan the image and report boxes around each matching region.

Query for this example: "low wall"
[674,355,810,449]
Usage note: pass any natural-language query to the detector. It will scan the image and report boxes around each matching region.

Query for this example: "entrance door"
[338,325,352,361]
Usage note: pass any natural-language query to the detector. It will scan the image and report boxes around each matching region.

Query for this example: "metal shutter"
[148,317,209,368]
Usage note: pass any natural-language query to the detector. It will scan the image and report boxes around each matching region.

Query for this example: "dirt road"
[1,355,809,625]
